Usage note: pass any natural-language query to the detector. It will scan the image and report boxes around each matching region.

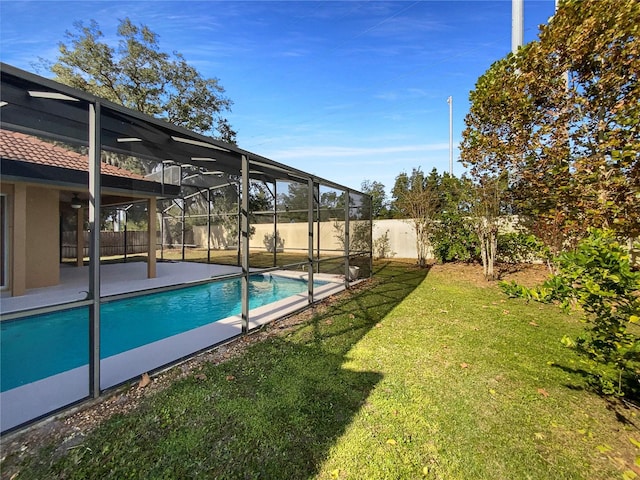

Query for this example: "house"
[0,129,179,296]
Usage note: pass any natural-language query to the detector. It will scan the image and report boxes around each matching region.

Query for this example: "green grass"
[70,248,369,275]
[6,261,639,479]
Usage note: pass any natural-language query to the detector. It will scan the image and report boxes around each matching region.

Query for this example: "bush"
[501,229,640,398]
[373,230,395,259]
[431,213,480,263]
[496,232,546,264]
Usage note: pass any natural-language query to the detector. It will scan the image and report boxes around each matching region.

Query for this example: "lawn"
[3,261,639,479]
[70,248,369,275]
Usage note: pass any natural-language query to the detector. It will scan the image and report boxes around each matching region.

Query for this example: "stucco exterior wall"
[25,186,59,288]
[193,221,346,253]
[252,222,341,252]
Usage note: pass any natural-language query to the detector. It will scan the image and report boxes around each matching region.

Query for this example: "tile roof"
[0,129,145,180]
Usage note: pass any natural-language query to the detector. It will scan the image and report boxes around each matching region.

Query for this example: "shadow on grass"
[553,363,640,399]
[552,363,592,387]
[552,363,640,429]
[18,261,431,478]
[303,262,433,351]
[198,261,432,478]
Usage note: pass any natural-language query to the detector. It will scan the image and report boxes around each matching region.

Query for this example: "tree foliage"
[48,18,236,142]
[460,0,640,253]
[496,232,546,265]
[391,169,491,267]
[277,182,310,223]
[391,169,472,218]
[361,180,388,219]
[502,229,640,398]
[431,212,479,263]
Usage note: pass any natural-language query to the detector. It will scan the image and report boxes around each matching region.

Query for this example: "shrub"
[501,229,640,398]
[373,230,395,259]
[496,232,546,264]
[431,213,480,263]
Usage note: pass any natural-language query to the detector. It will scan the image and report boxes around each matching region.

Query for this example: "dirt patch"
[427,261,551,289]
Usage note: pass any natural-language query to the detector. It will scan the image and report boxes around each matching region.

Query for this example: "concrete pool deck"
[1,261,344,315]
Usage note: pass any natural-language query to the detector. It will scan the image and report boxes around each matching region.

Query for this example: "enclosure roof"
[0,63,363,195]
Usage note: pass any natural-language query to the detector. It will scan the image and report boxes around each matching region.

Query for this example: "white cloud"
[266,143,449,160]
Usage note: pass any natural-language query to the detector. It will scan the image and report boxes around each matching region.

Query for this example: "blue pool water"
[1,274,324,392]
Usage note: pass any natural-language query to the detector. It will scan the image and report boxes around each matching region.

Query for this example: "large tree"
[460,0,639,251]
[460,41,580,256]
[542,0,640,239]
[48,18,236,143]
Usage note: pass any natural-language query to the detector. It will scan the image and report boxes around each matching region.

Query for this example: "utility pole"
[554,0,569,87]
[512,0,524,54]
[447,95,453,175]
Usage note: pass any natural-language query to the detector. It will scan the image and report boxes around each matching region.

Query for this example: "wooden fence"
[61,231,156,258]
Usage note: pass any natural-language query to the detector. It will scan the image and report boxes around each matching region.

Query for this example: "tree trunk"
[415,221,428,267]
[486,229,497,280]
[477,218,497,280]
[162,216,175,248]
[479,230,488,278]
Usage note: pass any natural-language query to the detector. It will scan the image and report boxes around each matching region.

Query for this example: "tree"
[391,168,439,267]
[539,0,640,239]
[277,181,310,223]
[48,18,236,143]
[361,180,388,218]
[319,190,346,221]
[430,174,480,264]
[469,174,507,280]
[460,45,579,258]
[460,0,640,253]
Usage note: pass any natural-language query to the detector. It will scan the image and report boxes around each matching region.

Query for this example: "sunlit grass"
[315,266,637,480]
[7,261,638,479]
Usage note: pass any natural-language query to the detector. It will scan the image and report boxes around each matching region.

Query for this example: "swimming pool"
[1,274,325,392]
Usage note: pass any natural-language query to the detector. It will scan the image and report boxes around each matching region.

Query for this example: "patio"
[0,261,243,315]
[0,261,346,316]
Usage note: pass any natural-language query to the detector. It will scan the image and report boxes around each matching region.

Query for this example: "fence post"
[123,224,128,262]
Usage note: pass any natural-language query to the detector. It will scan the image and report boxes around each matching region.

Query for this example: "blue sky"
[0,0,556,194]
